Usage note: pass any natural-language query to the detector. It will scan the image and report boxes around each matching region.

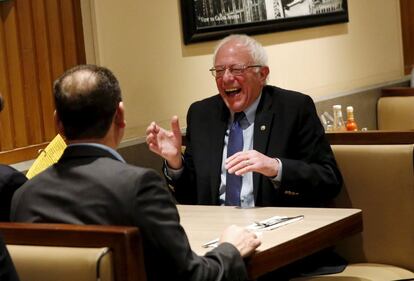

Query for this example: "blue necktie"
[225,112,245,206]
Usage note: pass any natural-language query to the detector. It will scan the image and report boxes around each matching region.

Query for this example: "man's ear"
[115,102,126,129]
[259,66,270,83]
[54,110,65,135]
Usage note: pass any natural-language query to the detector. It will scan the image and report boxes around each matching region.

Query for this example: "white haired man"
[147,34,342,209]
[147,34,345,279]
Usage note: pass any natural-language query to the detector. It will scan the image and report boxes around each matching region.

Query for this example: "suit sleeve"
[278,95,343,204]
[163,102,199,204]
[0,165,27,221]
[0,234,20,281]
[131,169,247,281]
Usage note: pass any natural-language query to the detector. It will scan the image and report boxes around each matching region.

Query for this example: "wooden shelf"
[381,87,414,97]
[326,130,414,145]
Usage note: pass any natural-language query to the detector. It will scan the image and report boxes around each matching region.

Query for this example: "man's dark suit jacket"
[10,145,247,281]
[171,85,342,207]
[0,234,20,281]
[0,165,27,221]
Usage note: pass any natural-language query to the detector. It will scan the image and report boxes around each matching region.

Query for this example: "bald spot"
[61,69,98,97]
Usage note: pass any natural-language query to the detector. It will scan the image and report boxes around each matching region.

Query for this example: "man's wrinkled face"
[214,41,269,113]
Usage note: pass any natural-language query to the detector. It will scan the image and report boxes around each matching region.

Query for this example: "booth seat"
[8,245,113,281]
[0,223,146,281]
[293,144,414,280]
[377,87,414,130]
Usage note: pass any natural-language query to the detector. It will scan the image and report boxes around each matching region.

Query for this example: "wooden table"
[178,205,362,280]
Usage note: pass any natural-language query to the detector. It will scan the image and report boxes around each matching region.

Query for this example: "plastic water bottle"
[320,112,334,131]
[333,105,346,131]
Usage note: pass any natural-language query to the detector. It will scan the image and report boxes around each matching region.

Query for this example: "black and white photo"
[181,0,348,44]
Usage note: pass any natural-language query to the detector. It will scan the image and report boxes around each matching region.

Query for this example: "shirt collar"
[67,143,126,163]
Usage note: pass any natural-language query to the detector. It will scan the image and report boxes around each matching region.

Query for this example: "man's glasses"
[209,64,262,78]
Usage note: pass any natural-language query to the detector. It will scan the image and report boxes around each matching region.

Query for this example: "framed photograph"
[181,0,348,44]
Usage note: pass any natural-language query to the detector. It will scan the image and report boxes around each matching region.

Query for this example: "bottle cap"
[346,106,354,112]
[333,104,342,109]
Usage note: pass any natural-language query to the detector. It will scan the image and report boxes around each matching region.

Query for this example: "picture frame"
[181,0,348,45]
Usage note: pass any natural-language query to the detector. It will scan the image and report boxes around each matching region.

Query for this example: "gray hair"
[212,34,268,66]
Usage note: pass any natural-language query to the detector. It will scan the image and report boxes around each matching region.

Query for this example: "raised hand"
[146,116,183,169]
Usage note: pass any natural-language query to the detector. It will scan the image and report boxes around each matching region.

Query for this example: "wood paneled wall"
[0,0,85,164]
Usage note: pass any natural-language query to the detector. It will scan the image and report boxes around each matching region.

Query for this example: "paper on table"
[246,215,304,231]
[202,215,304,248]
[26,134,67,179]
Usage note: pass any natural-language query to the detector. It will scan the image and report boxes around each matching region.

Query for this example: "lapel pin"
[260,125,266,131]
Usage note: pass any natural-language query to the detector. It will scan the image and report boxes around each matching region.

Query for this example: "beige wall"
[81,0,404,141]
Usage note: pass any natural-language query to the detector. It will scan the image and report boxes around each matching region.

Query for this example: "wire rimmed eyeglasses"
[209,64,262,78]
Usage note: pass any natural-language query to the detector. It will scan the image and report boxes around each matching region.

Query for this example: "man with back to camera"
[10,64,261,281]
[146,34,345,279]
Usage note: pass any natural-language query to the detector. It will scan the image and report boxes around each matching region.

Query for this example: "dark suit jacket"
[10,145,247,281]
[171,85,342,207]
[0,234,20,281]
[0,165,27,221]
